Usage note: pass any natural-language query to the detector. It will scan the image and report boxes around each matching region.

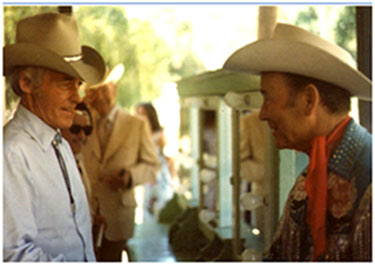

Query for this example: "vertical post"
[231,107,241,260]
[263,127,280,250]
[218,100,233,228]
[356,6,372,133]
[257,6,280,251]
[3,78,6,125]
[190,107,201,206]
[257,6,278,40]
[58,6,73,15]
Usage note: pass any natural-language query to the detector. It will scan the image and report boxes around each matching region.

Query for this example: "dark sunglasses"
[69,124,93,136]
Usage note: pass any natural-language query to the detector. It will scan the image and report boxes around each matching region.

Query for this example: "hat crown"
[16,13,82,57]
[272,23,356,68]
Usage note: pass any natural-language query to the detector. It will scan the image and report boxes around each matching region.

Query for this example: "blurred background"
[3,4,369,262]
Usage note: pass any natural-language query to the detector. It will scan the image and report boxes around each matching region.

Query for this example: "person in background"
[61,102,107,257]
[136,102,178,215]
[82,72,160,261]
[3,12,105,261]
[61,102,94,206]
[224,23,371,261]
[239,110,267,233]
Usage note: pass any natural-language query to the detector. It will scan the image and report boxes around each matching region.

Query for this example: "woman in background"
[136,102,177,215]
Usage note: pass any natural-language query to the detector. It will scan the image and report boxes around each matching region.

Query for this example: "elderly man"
[224,23,371,261]
[3,13,105,261]
[82,74,160,261]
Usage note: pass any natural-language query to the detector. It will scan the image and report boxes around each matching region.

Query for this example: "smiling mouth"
[62,108,75,114]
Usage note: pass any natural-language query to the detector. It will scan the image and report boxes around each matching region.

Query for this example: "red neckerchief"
[305,116,351,260]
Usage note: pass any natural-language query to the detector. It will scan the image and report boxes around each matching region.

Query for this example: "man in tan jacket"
[82,78,159,261]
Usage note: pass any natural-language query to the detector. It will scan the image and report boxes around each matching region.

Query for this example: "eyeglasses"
[69,124,93,136]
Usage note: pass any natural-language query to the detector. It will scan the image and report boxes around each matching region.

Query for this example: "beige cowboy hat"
[3,12,106,86]
[223,23,372,101]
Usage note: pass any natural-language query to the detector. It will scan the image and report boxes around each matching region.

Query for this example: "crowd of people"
[3,10,371,262]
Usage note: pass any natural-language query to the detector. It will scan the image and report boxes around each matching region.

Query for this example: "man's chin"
[57,120,74,130]
[275,140,292,150]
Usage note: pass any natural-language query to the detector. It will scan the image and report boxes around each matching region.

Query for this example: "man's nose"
[78,129,86,140]
[72,82,83,104]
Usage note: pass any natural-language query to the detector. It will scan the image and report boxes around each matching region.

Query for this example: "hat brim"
[4,43,105,86]
[223,39,372,101]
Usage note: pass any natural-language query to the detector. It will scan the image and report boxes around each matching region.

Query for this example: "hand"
[104,169,132,191]
[93,214,107,230]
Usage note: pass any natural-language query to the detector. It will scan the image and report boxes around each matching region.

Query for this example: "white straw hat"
[223,23,372,101]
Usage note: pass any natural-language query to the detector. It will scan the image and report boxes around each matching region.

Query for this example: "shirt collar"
[15,104,58,152]
[105,104,119,123]
[328,119,368,180]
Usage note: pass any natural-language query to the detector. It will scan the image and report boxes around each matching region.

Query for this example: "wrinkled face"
[259,72,310,151]
[84,82,117,117]
[61,113,91,154]
[28,69,82,129]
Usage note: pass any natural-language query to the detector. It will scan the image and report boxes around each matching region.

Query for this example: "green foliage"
[295,6,320,35]
[76,6,204,109]
[294,6,357,60]
[75,6,139,108]
[4,5,205,110]
[334,6,356,59]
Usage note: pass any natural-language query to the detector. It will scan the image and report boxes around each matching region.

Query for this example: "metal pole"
[257,5,280,251]
[257,6,278,40]
[231,108,241,260]
[356,6,372,133]
[263,126,279,250]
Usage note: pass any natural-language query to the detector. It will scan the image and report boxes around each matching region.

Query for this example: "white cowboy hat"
[85,63,125,90]
[223,23,372,101]
[3,12,106,86]
[104,63,125,84]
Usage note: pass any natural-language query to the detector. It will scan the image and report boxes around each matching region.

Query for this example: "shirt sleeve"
[3,148,65,261]
[351,184,372,261]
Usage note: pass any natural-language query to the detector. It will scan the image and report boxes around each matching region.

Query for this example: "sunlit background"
[2,4,364,262]
[4,5,357,118]
[2,2,360,222]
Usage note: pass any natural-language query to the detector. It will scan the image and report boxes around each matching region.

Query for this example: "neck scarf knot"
[305,116,351,260]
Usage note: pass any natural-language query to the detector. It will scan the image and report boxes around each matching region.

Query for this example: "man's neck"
[299,110,349,154]
[315,111,349,138]
[20,97,57,130]
[99,103,116,119]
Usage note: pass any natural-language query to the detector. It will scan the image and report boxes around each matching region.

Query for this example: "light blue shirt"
[3,105,96,261]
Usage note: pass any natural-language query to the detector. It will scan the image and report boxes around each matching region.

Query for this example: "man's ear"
[304,83,320,116]
[18,73,33,94]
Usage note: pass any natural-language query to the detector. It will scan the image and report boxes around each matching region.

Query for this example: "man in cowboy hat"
[3,12,106,261]
[224,23,372,261]
[81,65,159,261]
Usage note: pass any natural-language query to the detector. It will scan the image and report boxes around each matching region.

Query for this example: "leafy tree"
[334,6,356,59]
[77,6,204,108]
[4,5,204,110]
[295,6,320,35]
[168,21,205,78]
[75,6,141,108]
[294,6,356,59]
